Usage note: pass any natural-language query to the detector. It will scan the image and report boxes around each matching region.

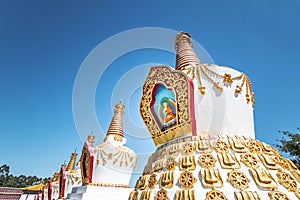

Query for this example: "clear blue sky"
[0,0,299,182]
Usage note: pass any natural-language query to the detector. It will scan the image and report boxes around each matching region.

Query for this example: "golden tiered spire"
[66,150,78,171]
[174,32,201,70]
[106,100,125,138]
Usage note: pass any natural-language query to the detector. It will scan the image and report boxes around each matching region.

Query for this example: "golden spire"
[87,131,95,145]
[174,32,201,70]
[66,150,78,171]
[106,100,125,138]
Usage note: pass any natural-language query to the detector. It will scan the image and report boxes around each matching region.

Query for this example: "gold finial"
[87,131,95,145]
[174,32,193,50]
[66,150,78,171]
[105,100,125,140]
[115,99,125,113]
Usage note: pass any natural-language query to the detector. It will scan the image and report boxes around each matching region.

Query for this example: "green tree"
[0,164,50,188]
[275,128,300,169]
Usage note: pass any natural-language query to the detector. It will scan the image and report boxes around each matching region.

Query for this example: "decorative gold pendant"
[229,137,247,153]
[218,153,241,169]
[214,140,230,153]
[179,155,196,171]
[268,190,290,200]
[258,154,278,170]
[234,191,260,200]
[136,175,149,190]
[148,173,158,189]
[128,191,139,200]
[195,139,212,153]
[205,190,227,200]
[181,142,194,155]
[249,168,277,190]
[276,170,298,192]
[200,168,223,188]
[154,189,170,200]
[165,157,178,171]
[160,171,174,189]
[247,140,262,154]
[175,189,195,200]
[240,152,259,169]
[198,153,217,169]
[153,159,164,172]
[227,170,250,190]
[140,190,152,200]
[178,171,197,189]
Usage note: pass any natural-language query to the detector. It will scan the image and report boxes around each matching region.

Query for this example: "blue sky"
[0,0,300,183]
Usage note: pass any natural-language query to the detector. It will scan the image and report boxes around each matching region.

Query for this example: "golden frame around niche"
[140,65,194,146]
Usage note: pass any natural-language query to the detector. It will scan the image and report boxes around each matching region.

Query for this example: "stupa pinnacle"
[106,100,125,139]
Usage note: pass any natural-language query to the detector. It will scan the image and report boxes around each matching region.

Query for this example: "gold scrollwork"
[181,142,194,155]
[247,140,262,154]
[160,171,174,189]
[178,171,197,189]
[154,189,170,200]
[229,137,247,153]
[218,153,241,169]
[291,170,300,182]
[268,190,290,200]
[140,66,192,146]
[227,170,250,190]
[200,169,223,188]
[276,170,298,192]
[135,175,149,190]
[198,154,217,169]
[214,140,230,153]
[140,190,152,200]
[205,190,227,200]
[234,191,261,200]
[240,152,259,169]
[260,142,275,155]
[128,191,138,200]
[148,173,158,189]
[165,157,178,171]
[249,168,277,190]
[258,154,278,170]
[179,155,196,171]
[175,190,195,200]
[195,139,212,153]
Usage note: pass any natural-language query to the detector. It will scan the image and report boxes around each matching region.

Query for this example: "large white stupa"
[129,32,300,200]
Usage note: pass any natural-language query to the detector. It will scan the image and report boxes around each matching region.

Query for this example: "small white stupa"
[68,100,138,200]
[129,32,300,200]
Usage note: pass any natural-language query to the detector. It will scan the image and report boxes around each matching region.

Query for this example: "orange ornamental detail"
[140,65,194,146]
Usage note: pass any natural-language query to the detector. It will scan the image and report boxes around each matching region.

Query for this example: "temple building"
[128,32,300,200]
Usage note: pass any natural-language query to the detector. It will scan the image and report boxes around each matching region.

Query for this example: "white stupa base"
[67,185,134,200]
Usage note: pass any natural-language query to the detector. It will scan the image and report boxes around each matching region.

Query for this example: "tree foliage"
[0,164,50,188]
[275,128,300,169]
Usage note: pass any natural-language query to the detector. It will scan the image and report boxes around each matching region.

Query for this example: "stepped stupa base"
[67,185,134,200]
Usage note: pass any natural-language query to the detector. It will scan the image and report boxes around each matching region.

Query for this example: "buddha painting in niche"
[151,84,177,130]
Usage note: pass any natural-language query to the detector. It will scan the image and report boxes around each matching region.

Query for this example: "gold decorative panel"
[268,190,290,200]
[249,168,277,190]
[175,190,195,200]
[168,143,180,156]
[128,191,138,200]
[258,154,277,170]
[195,139,212,153]
[229,137,247,153]
[234,191,261,200]
[140,190,152,200]
[227,170,250,190]
[214,140,230,153]
[218,153,241,169]
[291,170,300,182]
[160,171,174,189]
[165,157,178,171]
[200,169,223,188]
[154,189,170,200]
[179,155,196,171]
[181,142,194,155]
[276,170,298,192]
[240,152,259,169]
[136,175,149,190]
[198,153,216,169]
[148,173,158,189]
[247,140,262,154]
[153,159,164,173]
[178,171,197,189]
[140,66,193,146]
[205,190,227,200]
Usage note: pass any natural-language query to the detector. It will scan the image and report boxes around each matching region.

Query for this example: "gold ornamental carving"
[160,171,174,189]
[249,168,277,190]
[182,142,194,155]
[227,170,250,190]
[148,173,158,189]
[205,190,227,200]
[247,140,262,154]
[268,190,290,200]
[198,153,216,169]
[140,66,192,146]
[154,189,170,200]
[128,191,138,200]
[260,142,275,155]
[140,190,152,200]
[200,169,223,188]
[295,189,300,199]
[234,191,261,200]
[175,190,195,200]
[240,152,259,169]
[136,175,149,190]
[179,155,196,171]
[258,154,278,170]
[195,139,212,153]
[178,171,197,189]
[291,170,300,182]
[229,137,247,153]
[165,157,178,171]
[168,143,180,156]
[153,159,164,173]
[214,140,230,153]
[276,170,298,192]
[218,153,241,169]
